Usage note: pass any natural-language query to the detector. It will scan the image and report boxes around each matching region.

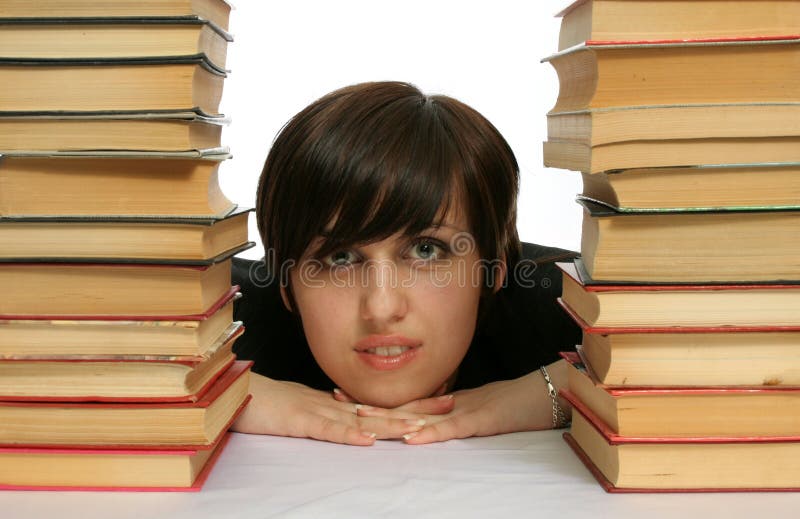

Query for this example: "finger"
[332,388,358,403]
[394,394,455,415]
[355,405,422,421]
[356,416,428,440]
[402,414,479,445]
[305,416,377,446]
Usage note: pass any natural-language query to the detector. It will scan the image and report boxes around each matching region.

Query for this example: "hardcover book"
[0,149,235,218]
[0,323,242,401]
[546,104,800,173]
[0,18,232,70]
[573,323,800,387]
[0,56,226,114]
[0,431,233,491]
[0,111,227,152]
[580,163,800,212]
[558,261,800,328]
[543,38,800,111]
[565,400,800,491]
[562,352,800,438]
[0,289,239,357]
[557,0,800,50]
[0,360,251,447]
[0,209,253,264]
[577,198,800,282]
[0,0,233,31]
[0,261,234,317]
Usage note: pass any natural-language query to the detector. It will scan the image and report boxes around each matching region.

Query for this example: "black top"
[231,242,581,391]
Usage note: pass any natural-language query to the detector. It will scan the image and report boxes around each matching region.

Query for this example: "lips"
[354,334,422,371]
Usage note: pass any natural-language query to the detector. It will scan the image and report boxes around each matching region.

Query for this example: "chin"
[351,386,433,409]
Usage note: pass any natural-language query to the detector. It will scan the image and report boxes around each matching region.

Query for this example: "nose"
[359,260,408,326]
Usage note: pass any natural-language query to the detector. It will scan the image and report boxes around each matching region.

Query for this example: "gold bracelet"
[540,366,569,429]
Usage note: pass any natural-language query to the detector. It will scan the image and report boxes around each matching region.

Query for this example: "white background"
[219,0,581,259]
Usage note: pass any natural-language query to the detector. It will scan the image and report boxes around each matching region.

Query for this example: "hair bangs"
[312,97,465,259]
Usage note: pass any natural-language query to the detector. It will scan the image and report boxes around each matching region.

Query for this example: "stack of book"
[0,0,254,491]
[542,0,800,492]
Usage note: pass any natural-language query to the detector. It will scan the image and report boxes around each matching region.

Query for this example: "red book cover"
[556,261,800,330]
[557,261,800,293]
[562,432,800,493]
[0,432,234,492]
[0,325,244,403]
[0,360,253,450]
[558,297,800,334]
[561,350,800,401]
[564,399,800,493]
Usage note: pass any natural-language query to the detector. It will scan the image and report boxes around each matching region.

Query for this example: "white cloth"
[5,431,800,518]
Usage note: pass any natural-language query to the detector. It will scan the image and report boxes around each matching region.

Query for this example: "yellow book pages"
[545,40,800,112]
[581,331,800,386]
[0,60,225,114]
[569,411,800,489]
[0,22,230,69]
[0,260,232,316]
[0,361,250,445]
[558,0,800,50]
[0,153,234,218]
[0,326,239,399]
[0,114,224,152]
[0,0,232,31]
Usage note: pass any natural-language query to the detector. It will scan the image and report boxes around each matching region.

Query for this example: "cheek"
[290,279,359,360]
[413,266,482,355]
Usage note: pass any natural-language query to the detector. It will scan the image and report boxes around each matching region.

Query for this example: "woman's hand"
[352,359,572,444]
[231,372,441,446]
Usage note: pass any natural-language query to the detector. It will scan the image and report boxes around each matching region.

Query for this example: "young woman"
[231,81,580,445]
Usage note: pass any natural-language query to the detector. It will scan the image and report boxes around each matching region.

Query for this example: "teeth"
[367,346,410,356]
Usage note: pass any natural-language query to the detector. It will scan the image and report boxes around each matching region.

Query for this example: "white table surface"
[5,430,800,519]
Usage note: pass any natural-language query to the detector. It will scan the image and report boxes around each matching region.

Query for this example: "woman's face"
[284,205,501,408]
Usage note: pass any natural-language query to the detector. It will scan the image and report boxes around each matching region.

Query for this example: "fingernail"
[361,431,377,439]
[333,388,342,395]
[403,432,419,441]
[405,419,426,426]
[355,404,375,412]
[438,394,454,401]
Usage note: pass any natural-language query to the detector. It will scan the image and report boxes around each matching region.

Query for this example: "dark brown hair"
[257,81,520,304]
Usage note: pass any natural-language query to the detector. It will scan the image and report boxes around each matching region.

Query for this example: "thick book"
[557,261,800,328]
[572,323,800,387]
[544,133,800,173]
[578,199,800,282]
[563,352,800,438]
[557,0,800,50]
[0,291,239,358]
[0,111,227,152]
[565,399,800,491]
[543,38,800,111]
[0,431,232,491]
[0,18,232,70]
[0,323,242,401]
[580,163,800,212]
[542,38,800,172]
[0,56,225,114]
[0,0,233,31]
[0,209,253,264]
[0,149,235,218]
[0,260,234,317]
[547,104,800,173]
[0,360,251,447]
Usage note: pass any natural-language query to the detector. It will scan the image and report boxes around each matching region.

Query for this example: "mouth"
[363,345,414,356]
[354,335,422,371]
